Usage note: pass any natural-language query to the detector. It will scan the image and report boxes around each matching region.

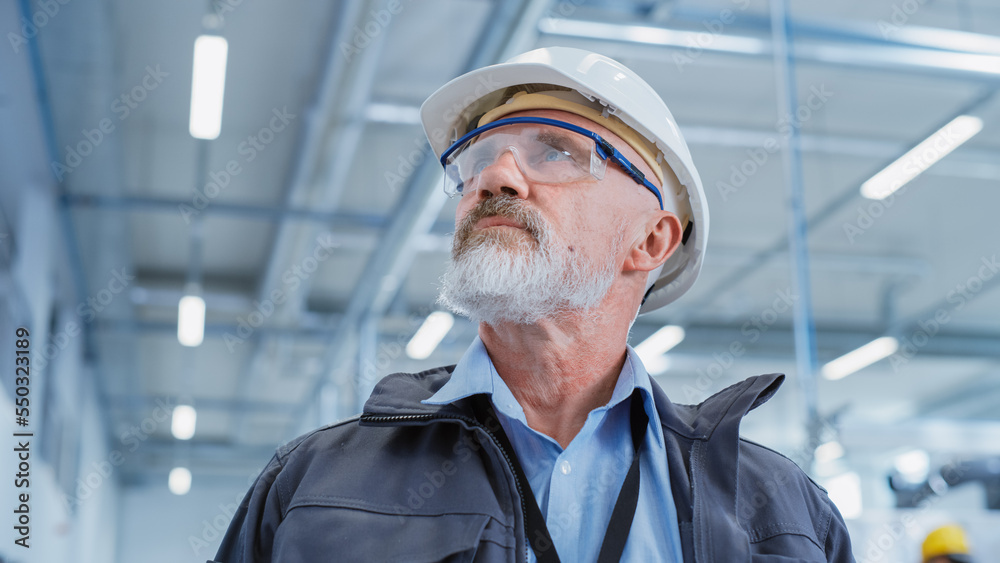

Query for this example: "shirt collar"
[422,336,497,404]
[423,336,658,427]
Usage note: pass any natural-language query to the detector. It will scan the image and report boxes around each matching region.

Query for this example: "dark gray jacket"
[211,368,855,562]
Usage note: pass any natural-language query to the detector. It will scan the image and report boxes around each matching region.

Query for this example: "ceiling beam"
[840,420,1000,455]
[538,12,1000,82]
[109,395,299,416]
[95,318,341,340]
[920,380,1000,420]
[115,440,278,481]
[60,193,394,228]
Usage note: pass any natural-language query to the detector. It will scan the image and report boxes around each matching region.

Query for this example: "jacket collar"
[364,366,785,441]
[363,365,462,416]
[651,373,785,441]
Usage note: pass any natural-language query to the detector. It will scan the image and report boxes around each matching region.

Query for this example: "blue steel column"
[355,314,378,414]
[187,140,210,290]
[180,140,210,407]
[769,0,820,464]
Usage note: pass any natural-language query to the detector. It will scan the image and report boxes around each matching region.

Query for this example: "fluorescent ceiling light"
[537,19,767,55]
[643,354,672,377]
[406,311,455,360]
[822,471,862,519]
[365,102,422,125]
[861,115,983,199]
[177,294,206,347]
[635,325,685,375]
[168,467,192,495]
[171,404,197,440]
[815,441,845,463]
[189,35,229,140]
[887,25,1000,56]
[821,336,899,380]
[894,449,930,483]
[635,325,685,359]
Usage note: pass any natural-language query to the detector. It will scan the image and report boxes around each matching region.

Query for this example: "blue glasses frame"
[439,117,664,210]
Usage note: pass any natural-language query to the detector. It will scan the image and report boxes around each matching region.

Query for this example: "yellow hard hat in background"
[922,524,971,562]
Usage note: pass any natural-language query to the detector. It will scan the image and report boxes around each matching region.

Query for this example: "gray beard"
[437,198,622,325]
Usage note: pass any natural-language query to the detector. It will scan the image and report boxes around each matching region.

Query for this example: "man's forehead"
[473,121,591,150]
[498,108,624,145]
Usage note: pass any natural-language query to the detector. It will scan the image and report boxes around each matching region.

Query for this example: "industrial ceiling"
[8,0,1000,520]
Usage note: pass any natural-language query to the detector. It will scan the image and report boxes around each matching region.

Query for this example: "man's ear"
[623,212,683,273]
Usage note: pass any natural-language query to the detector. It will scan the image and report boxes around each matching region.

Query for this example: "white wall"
[0,188,120,562]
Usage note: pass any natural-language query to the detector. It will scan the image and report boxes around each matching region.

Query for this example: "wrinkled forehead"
[500,108,618,139]
[471,121,592,149]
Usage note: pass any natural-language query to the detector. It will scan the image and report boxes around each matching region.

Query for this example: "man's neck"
[479,310,631,449]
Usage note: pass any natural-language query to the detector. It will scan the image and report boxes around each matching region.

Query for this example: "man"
[921,524,973,563]
[212,47,854,562]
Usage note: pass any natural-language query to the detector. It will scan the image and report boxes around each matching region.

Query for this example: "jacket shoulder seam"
[738,438,829,492]
[275,414,362,462]
[738,438,836,552]
[662,374,782,440]
[273,415,362,519]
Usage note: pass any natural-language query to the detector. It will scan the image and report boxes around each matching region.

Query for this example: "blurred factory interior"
[1,0,999,561]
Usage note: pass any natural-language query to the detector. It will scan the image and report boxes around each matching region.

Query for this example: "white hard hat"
[420,46,709,313]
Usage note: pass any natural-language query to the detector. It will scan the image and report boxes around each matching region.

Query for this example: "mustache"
[453,196,547,252]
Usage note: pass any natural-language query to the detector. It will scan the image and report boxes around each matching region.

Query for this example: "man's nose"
[472,148,530,201]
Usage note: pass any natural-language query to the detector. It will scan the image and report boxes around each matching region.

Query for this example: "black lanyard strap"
[473,390,648,563]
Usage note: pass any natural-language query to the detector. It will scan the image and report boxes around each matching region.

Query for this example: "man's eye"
[472,159,490,175]
[543,149,572,162]
[463,144,496,176]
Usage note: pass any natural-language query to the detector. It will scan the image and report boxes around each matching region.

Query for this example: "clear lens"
[443,124,607,196]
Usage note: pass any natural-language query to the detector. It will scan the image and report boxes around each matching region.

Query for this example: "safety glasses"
[439,117,664,210]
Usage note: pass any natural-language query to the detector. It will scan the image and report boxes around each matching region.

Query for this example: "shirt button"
[559,460,571,475]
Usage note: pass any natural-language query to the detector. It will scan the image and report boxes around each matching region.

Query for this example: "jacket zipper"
[359,412,531,563]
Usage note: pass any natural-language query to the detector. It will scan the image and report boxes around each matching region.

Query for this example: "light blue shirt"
[423,337,684,562]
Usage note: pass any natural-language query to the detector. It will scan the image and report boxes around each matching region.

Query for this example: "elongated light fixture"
[815,440,845,463]
[861,115,983,199]
[821,336,899,380]
[635,325,685,375]
[406,312,454,360]
[171,404,197,440]
[189,35,229,139]
[894,449,930,483]
[177,294,206,347]
[168,466,192,495]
